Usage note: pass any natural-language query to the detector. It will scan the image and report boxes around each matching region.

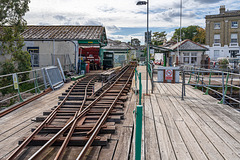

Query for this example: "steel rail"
[7,76,88,160]
[54,77,97,160]
[28,76,96,160]
[29,66,130,159]
[76,67,134,160]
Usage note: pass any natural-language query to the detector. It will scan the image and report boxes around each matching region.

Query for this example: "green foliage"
[0,0,31,95]
[219,59,229,69]
[131,38,141,46]
[151,31,167,45]
[171,25,205,44]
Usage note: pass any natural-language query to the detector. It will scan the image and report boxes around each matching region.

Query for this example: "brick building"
[205,5,240,60]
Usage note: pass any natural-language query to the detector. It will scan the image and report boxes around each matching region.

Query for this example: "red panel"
[79,47,100,66]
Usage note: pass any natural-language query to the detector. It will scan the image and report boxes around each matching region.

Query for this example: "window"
[214,34,220,44]
[183,52,197,64]
[27,47,39,67]
[231,21,238,28]
[190,52,197,64]
[231,33,238,43]
[214,50,220,60]
[214,23,220,29]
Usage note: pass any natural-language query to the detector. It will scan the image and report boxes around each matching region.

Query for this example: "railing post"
[182,70,184,100]
[135,68,137,95]
[12,73,23,102]
[204,70,212,95]
[139,73,142,105]
[135,105,142,160]
[194,69,200,89]
[219,72,229,104]
[187,68,192,84]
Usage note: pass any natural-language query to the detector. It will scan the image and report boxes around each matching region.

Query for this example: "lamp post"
[137,0,149,94]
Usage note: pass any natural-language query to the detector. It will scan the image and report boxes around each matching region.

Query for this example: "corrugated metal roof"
[1,25,106,40]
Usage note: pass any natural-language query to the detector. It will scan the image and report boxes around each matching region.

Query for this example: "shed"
[1,25,107,72]
[169,39,208,67]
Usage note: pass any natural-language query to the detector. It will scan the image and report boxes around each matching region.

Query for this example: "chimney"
[220,5,225,14]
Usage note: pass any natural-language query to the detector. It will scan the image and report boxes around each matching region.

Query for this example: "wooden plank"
[98,140,117,160]
[113,126,133,160]
[166,83,240,159]
[153,87,191,160]
[144,96,161,159]
[150,93,176,160]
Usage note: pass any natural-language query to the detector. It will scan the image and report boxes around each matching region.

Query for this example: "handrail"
[184,67,240,106]
[135,68,142,105]
[0,68,51,109]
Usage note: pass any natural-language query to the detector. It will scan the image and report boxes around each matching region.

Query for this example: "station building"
[205,5,240,60]
[1,25,108,72]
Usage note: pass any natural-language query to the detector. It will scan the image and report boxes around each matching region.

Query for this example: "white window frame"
[183,52,198,64]
[230,33,238,47]
[213,34,221,46]
[214,22,221,29]
[231,21,238,28]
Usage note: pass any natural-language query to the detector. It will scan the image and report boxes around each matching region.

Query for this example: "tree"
[0,0,31,81]
[171,25,205,44]
[151,31,167,45]
[131,38,141,47]
[193,27,206,44]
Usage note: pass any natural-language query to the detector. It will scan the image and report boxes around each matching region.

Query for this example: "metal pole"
[221,72,225,104]
[139,73,142,105]
[180,0,182,42]
[182,70,184,100]
[135,105,143,160]
[146,0,149,94]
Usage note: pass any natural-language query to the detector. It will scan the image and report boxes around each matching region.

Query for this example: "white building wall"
[23,41,76,68]
[205,45,240,61]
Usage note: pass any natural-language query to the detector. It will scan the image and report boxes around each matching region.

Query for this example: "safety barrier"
[0,69,50,109]
[184,67,240,107]
[134,67,143,160]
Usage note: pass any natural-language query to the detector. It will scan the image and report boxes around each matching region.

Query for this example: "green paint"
[71,75,85,81]
[17,87,23,102]
[204,70,212,95]
[78,40,99,44]
[187,68,192,84]
[135,68,137,95]
[219,72,229,104]
[135,105,142,160]
[164,53,166,66]
[139,73,142,105]
[194,71,200,89]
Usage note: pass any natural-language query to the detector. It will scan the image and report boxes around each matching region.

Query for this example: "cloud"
[161,10,196,22]
[53,15,67,21]
[194,0,222,4]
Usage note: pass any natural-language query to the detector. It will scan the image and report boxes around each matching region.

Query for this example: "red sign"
[165,69,173,80]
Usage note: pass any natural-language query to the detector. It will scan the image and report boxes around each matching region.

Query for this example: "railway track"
[7,64,135,160]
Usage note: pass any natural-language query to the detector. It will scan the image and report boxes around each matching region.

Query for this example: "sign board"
[165,69,173,80]
[12,73,19,89]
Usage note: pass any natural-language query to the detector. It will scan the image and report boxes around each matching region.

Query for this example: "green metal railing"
[134,67,143,160]
[185,67,239,106]
[135,68,142,105]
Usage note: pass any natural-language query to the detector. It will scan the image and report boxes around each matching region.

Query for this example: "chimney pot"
[220,5,225,14]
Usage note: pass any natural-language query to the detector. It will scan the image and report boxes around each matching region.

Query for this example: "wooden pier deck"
[139,66,240,160]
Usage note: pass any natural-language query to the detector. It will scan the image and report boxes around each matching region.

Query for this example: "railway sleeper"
[32,126,115,134]
[34,115,122,123]
[58,95,92,101]
[43,110,124,116]
[20,136,108,146]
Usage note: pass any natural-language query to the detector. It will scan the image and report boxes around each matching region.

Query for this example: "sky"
[24,0,240,44]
